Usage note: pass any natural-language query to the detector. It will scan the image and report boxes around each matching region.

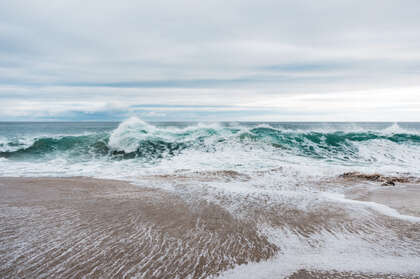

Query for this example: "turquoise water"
[2,118,420,276]
[1,120,419,163]
[1,118,420,179]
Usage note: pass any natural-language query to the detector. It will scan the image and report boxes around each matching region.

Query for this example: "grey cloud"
[1,0,420,120]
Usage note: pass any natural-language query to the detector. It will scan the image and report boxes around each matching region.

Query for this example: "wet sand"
[0,177,276,279]
[287,269,420,279]
[345,183,420,217]
[1,177,420,278]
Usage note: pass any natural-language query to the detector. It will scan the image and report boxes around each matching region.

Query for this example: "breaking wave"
[1,118,420,168]
[1,118,420,277]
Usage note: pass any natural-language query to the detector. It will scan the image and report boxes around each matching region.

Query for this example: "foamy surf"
[1,119,420,278]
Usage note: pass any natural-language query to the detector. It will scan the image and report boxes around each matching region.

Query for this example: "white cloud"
[1,0,420,120]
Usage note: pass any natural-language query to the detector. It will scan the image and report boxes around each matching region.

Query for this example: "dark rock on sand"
[339,171,416,186]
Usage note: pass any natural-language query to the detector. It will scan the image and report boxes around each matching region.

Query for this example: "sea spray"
[1,119,420,277]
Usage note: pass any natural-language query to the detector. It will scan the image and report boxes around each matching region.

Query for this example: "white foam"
[218,229,420,278]
[382,122,420,135]
[108,116,155,152]
[323,192,420,222]
[2,119,420,278]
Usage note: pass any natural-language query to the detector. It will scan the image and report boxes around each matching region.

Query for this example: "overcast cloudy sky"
[1,0,420,121]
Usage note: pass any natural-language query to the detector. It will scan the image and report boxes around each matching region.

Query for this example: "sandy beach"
[0,177,277,279]
[346,183,420,218]
[1,176,420,278]
[3,0,420,275]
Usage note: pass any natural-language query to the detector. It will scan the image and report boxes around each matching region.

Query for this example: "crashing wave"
[1,119,420,169]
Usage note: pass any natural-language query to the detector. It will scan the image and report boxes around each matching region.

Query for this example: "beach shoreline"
[1,176,420,278]
[345,183,420,218]
[0,176,277,279]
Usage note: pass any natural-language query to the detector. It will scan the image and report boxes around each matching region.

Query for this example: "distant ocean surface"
[1,119,420,178]
[1,118,420,277]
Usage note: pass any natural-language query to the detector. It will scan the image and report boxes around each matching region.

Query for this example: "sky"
[1,0,420,121]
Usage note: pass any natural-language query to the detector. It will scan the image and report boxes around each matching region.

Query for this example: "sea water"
[1,118,420,277]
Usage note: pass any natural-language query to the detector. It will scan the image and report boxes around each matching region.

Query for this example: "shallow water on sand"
[1,119,420,278]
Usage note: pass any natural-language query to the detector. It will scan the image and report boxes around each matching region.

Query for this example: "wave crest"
[1,119,420,169]
[108,116,155,153]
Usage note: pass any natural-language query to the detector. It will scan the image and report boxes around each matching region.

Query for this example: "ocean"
[1,119,420,178]
[1,118,420,277]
